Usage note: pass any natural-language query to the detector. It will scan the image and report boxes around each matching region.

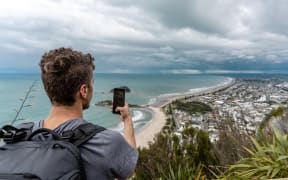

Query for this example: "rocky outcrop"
[95,100,142,108]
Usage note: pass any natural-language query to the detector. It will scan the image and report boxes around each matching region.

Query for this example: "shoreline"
[136,107,166,148]
[135,77,236,148]
[150,77,236,108]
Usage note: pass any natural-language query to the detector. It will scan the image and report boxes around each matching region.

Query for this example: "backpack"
[0,122,106,180]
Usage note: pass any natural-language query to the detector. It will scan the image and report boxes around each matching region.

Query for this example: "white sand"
[136,106,166,148]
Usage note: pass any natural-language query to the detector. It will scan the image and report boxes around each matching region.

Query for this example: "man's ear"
[79,84,88,98]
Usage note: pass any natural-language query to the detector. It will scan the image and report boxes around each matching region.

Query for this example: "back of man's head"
[39,47,95,106]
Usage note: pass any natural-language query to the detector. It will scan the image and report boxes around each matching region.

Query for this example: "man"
[36,47,138,179]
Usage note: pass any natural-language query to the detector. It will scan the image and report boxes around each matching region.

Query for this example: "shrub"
[173,101,212,115]
[134,124,218,179]
[158,162,206,180]
[221,129,288,179]
[214,117,253,166]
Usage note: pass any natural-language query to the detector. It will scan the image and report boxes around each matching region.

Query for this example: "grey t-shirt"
[33,119,138,180]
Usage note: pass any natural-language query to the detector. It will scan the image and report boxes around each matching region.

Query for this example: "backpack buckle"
[3,131,15,144]
[3,130,27,144]
[61,131,74,140]
[61,129,86,143]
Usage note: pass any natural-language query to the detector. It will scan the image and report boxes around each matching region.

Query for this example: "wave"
[189,77,234,92]
[111,109,150,132]
[148,98,157,105]
[159,92,182,97]
[132,110,145,122]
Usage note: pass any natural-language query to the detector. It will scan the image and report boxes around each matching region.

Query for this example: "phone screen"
[113,88,125,114]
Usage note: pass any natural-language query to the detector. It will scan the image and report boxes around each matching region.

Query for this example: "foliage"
[270,106,284,117]
[257,106,287,142]
[134,124,218,179]
[134,133,169,179]
[158,162,205,180]
[11,80,38,125]
[221,129,288,179]
[173,101,212,115]
[214,117,253,166]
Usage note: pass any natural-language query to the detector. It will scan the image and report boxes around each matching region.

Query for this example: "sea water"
[0,73,231,132]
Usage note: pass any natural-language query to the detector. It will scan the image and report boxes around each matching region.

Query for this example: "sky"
[1,0,288,74]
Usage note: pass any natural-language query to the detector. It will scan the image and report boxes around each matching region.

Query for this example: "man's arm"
[116,103,136,148]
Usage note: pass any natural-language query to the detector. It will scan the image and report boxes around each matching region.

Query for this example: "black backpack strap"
[61,123,106,146]
[0,122,34,144]
[27,128,62,141]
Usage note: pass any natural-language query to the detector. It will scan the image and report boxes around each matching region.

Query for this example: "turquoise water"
[0,73,230,131]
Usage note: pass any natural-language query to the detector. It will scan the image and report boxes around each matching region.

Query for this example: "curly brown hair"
[39,47,95,106]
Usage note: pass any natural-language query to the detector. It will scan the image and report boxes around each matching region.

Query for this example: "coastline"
[135,77,235,148]
[149,77,236,108]
[136,107,166,148]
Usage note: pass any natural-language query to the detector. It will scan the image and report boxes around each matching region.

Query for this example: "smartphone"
[112,88,125,114]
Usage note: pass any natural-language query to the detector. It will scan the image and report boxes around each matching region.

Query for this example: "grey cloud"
[1,0,288,73]
[256,1,288,36]
[106,0,241,34]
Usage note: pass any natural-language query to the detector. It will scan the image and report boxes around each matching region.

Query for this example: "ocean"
[0,73,231,132]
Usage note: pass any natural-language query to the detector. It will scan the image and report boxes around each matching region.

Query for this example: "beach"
[136,107,166,148]
[135,77,235,148]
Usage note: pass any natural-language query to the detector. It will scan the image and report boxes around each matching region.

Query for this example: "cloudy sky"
[1,0,288,73]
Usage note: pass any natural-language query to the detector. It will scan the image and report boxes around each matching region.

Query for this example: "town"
[169,78,288,142]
